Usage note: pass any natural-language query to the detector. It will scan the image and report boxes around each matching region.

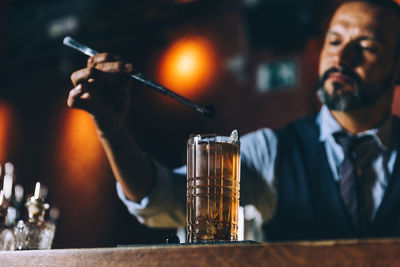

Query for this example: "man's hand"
[68,53,134,131]
[67,52,154,202]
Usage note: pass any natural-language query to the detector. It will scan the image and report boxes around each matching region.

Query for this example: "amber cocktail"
[186,134,240,243]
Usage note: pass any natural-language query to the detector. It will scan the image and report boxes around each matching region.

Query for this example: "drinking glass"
[186,132,240,243]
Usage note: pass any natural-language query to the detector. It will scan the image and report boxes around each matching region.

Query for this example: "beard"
[317,67,392,112]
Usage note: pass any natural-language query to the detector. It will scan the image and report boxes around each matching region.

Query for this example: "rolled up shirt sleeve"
[117,159,187,228]
[240,128,278,222]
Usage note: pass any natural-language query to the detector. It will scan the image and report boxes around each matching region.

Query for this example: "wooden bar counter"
[1,239,400,266]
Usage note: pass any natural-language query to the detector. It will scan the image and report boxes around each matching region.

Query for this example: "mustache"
[320,66,362,86]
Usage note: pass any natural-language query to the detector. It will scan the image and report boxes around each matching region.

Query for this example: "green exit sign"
[256,59,298,92]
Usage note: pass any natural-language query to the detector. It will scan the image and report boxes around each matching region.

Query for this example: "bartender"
[67,0,400,240]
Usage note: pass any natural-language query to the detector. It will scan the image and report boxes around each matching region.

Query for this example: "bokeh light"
[0,102,13,163]
[158,35,218,99]
[54,108,113,248]
[58,109,103,188]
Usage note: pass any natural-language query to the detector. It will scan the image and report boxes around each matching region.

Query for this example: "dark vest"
[264,114,400,241]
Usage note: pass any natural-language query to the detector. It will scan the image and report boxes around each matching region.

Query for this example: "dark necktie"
[334,133,380,234]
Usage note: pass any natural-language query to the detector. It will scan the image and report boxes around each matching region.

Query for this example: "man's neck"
[330,94,392,134]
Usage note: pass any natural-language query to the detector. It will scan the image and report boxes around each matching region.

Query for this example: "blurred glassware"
[0,190,15,251]
[14,182,56,250]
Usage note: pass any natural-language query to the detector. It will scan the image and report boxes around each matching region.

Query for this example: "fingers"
[87,52,134,74]
[71,62,134,87]
[68,52,133,115]
[67,83,94,111]
[67,84,88,106]
[92,62,134,74]
[67,84,83,107]
[70,67,104,87]
[87,53,120,67]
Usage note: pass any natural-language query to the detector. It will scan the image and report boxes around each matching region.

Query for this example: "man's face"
[318,2,400,111]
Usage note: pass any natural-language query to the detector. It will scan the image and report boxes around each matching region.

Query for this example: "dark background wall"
[0,0,399,248]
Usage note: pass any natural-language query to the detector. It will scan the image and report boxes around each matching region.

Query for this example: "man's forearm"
[94,116,154,203]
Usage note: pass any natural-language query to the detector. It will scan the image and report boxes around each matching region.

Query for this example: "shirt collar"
[317,105,395,151]
[318,105,342,142]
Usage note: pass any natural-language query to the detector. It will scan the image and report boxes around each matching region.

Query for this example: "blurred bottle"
[9,184,25,225]
[14,182,56,250]
[0,190,16,251]
[2,162,22,227]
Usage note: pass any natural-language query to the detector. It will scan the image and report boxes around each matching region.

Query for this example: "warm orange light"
[54,109,113,245]
[58,109,103,188]
[0,102,12,163]
[158,36,218,99]
[393,86,400,116]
